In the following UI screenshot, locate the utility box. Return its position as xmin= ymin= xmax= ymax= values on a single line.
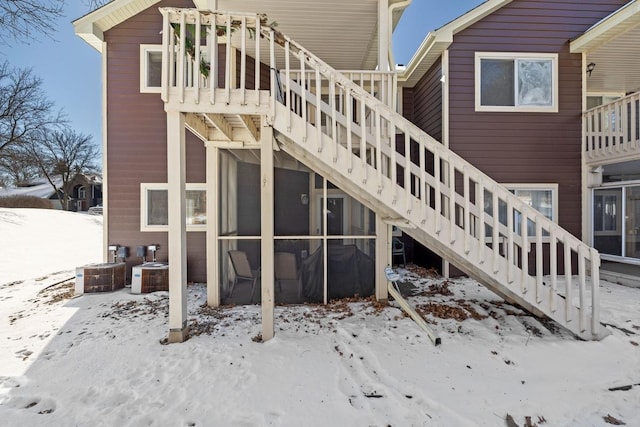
xmin=75 ymin=262 xmax=126 ymax=295
xmin=131 ymin=262 xmax=169 ymax=294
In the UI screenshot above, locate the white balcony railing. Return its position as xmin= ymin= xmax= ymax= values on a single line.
xmin=160 ymin=8 xmax=604 ymax=340
xmin=584 ymin=92 xmax=640 ymax=163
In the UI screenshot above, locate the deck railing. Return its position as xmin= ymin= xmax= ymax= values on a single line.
xmin=159 ymin=9 xmax=396 ymax=109
xmin=584 ymin=92 xmax=640 ymax=163
xmin=160 ymin=8 xmax=604 ymax=339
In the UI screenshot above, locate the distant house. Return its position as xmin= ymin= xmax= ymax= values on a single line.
xmin=0 ymin=174 xmax=103 ymax=211
xmin=74 ymin=0 xmax=638 ymax=343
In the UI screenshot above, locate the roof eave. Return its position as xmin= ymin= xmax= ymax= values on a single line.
xmin=571 ymin=0 xmax=640 ymax=53
xmin=399 ymin=0 xmax=512 ymax=86
xmin=73 ymin=0 xmax=161 ymax=52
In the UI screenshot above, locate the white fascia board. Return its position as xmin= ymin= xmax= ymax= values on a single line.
xmin=399 ymin=0 xmax=511 ymax=85
xmin=73 ymin=0 xmax=161 ymax=52
xmin=571 ymin=0 xmax=640 ymax=53
xmin=74 ymin=21 xmax=105 ymax=53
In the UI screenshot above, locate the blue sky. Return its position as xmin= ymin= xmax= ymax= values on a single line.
xmin=4 ymin=0 xmax=483 ymax=149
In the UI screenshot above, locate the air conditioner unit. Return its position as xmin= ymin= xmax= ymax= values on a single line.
xmin=131 ymin=262 xmax=169 ymax=294
xmin=75 ymin=263 xmax=126 ymax=295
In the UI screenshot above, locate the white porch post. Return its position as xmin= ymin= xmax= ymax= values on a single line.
xmin=378 ymin=0 xmax=390 ymax=72
xmin=206 ymin=142 xmax=220 ymax=306
xmin=260 ymin=120 xmax=275 ymax=341
xmin=167 ymin=111 xmax=189 ymax=343
xmin=375 ymin=216 xmax=390 ymax=301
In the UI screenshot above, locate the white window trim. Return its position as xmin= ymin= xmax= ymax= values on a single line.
xmin=140 ymin=44 xmax=162 ymax=93
xmin=140 ymin=183 xmax=206 ymax=232
xmin=505 ymin=183 xmax=558 ymax=220
xmin=475 ymin=52 xmax=559 ymax=113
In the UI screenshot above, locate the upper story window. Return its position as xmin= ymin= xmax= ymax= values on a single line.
xmin=140 ymin=44 xmax=162 ymax=93
xmin=475 ymin=52 xmax=558 ymax=113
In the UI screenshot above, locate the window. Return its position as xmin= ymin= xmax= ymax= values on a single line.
xmin=475 ymin=52 xmax=558 ymax=112
xmin=140 ymin=44 xmax=162 ymax=93
xmin=586 ymin=93 xmax=623 ymax=110
xmin=508 ymin=185 xmax=557 ymax=237
xmin=140 ymin=183 xmax=206 ymax=231
xmin=488 ymin=184 xmax=557 ymax=237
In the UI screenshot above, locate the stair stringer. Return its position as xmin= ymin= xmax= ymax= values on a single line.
xmin=272 ymin=102 xmax=600 ymax=341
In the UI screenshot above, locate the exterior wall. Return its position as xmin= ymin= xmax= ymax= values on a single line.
xmin=104 ymin=0 xmax=272 ymax=282
xmin=407 ymin=60 xmax=443 ymax=142
xmin=445 ymin=0 xmax=627 ymax=240
xmin=403 ymin=0 xmax=627 ymax=273
xmin=104 ymin=0 xmax=210 ymax=281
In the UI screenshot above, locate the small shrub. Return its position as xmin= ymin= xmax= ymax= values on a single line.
xmin=0 ymin=195 xmax=54 ymax=209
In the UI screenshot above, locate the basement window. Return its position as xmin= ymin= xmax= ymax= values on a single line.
xmin=475 ymin=52 xmax=558 ymax=113
xmin=508 ymin=184 xmax=557 ymax=237
xmin=140 ymin=44 xmax=163 ymax=93
xmin=140 ymin=183 xmax=206 ymax=231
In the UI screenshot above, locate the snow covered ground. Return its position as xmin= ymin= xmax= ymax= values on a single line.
xmin=0 ymin=208 xmax=638 ymax=426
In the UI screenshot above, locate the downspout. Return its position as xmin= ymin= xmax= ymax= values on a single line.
xmin=387 ymin=0 xmax=412 ymax=71
xmin=385 ymin=267 xmax=442 ymax=346
xmin=388 ymin=0 xmax=411 ymax=112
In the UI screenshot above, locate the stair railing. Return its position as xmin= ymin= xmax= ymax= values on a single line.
xmin=158 ymin=8 xmax=603 ymax=338
xmin=260 ymin=23 xmax=602 ymax=338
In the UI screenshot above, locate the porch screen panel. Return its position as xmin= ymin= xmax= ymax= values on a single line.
xmin=326 ymin=240 xmax=375 ymax=300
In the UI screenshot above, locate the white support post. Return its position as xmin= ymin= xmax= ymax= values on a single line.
xmin=167 ymin=111 xmax=188 ymax=343
xmin=206 ymin=142 xmax=220 ymax=307
xmin=378 ymin=0 xmax=390 ymax=72
xmin=260 ymin=120 xmax=275 ymax=341
xmin=375 ymin=217 xmax=390 ymax=301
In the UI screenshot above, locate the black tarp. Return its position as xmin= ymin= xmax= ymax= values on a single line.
xmin=300 ymin=244 xmax=375 ymax=302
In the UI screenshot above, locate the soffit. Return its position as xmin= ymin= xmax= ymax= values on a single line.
xmin=570 ymin=0 xmax=639 ymax=53
xmin=74 ymin=0 xmax=161 ymax=52
xmin=571 ymin=1 xmax=640 ymax=93
xmin=585 ymin=25 xmax=640 ymax=94
xmin=75 ymin=0 xmax=409 ymax=70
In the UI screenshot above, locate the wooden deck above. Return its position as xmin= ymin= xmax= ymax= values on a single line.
xmin=584 ymin=92 xmax=640 ymax=166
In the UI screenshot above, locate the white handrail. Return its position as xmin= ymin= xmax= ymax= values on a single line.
xmin=584 ymin=92 xmax=640 ymax=163
xmin=158 ymin=8 xmax=605 ymax=340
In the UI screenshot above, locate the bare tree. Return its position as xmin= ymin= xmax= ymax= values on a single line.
xmin=24 ymin=129 xmax=99 ymax=211
xmin=0 ymin=0 xmax=65 ymax=44
xmin=0 ymin=61 xmax=65 ymax=157
xmin=0 ymin=145 xmax=39 ymax=185
xmin=85 ymin=0 xmax=112 ymax=11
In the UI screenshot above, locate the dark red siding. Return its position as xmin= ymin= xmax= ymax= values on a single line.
xmin=105 ymin=0 xmax=209 ymax=281
xmin=407 ymin=0 xmax=627 ymax=241
xmin=410 ymin=60 xmax=443 ymax=142
xmin=446 ymin=0 xmax=627 ymax=238
xmin=404 ymin=0 xmax=628 ymax=273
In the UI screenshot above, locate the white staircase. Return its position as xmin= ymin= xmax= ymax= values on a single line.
xmin=160 ymin=8 xmax=606 ymax=340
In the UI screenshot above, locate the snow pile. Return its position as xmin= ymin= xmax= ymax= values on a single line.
xmin=0 ymin=208 xmax=103 ymax=284
xmin=0 ymin=209 xmax=638 ymax=426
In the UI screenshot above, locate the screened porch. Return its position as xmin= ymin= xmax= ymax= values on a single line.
xmin=214 ymin=149 xmax=378 ymax=306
